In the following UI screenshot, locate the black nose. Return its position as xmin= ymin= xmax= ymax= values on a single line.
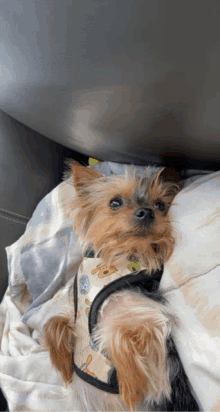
xmin=134 ymin=208 xmax=155 ymax=225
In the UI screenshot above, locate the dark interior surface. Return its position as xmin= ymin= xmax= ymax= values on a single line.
xmin=0 ymin=110 xmax=88 ymax=303
xmin=0 ymin=0 xmax=220 ymax=169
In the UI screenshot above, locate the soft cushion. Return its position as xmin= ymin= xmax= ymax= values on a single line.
xmin=161 ymin=170 xmax=220 ymax=411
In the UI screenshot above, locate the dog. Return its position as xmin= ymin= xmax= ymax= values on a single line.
xmin=43 ymin=162 xmax=199 ymax=411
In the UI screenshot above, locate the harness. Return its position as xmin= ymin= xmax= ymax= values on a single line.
xmin=73 ymin=250 xmax=163 ymax=394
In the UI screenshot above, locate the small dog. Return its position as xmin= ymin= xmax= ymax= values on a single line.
xmin=43 ymin=162 xmax=199 ymax=411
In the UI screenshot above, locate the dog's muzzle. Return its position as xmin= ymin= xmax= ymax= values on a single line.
xmin=133 ymin=207 xmax=155 ymax=227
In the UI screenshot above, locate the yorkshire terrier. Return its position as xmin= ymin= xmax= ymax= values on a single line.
xmin=43 ymin=162 xmax=199 ymax=411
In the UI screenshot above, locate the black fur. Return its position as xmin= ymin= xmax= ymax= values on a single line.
xmin=151 ymin=337 xmax=199 ymax=411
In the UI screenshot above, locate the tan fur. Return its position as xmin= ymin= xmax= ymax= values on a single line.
xmin=70 ymin=162 xmax=180 ymax=270
xmin=93 ymin=290 xmax=172 ymax=410
xmin=44 ymin=314 xmax=76 ymax=383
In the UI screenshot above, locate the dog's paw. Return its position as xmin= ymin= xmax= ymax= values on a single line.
xmin=44 ymin=315 xmax=76 ymax=383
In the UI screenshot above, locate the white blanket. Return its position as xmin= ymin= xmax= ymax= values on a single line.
xmin=0 ymin=161 xmax=219 ymax=411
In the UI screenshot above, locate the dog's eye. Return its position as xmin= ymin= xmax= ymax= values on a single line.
xmin=109 ymin=197 xmax=123 ymax=209
xmin=154 ymin=201 xmax=165 ymax=211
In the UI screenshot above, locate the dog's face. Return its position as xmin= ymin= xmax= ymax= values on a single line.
xmin=70 ymin=162 xmax=180 ymax=271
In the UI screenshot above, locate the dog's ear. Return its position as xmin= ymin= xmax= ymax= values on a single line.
xmin=44 ymin=315 xmax=76 ymax=383
xmin=155 ymin=167 xmax=182 ymax=199
xmin=159 ymin=167 xmax=181 ymax=184
xmin=91 ymin=267 xmax=99 ymax=275
xmin=68 ymin=161 xmax=103 ymax=191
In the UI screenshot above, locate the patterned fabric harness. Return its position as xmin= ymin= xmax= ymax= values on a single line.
xmin=73 ymin=250 xmax=163 ymax=394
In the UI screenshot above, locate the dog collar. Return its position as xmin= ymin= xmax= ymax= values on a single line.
xmin=73 ymin=251 xmax=163 ymax=394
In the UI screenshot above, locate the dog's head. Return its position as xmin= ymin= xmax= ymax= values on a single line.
xmin=69 ymin=162 xmax=180 ymax=271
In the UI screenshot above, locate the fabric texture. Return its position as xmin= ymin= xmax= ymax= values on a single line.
xmin=0 ymin=160 xmax=219 ymax=411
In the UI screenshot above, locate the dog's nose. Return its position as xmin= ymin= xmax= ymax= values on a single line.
xmin=134 ymin=208 xmax=155 ymax=225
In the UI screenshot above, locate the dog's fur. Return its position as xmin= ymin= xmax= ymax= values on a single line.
xmin=70 ymin=163 xmax=180 ymax=272
xmin=43 ymin=162 xmax=199 ymax=411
